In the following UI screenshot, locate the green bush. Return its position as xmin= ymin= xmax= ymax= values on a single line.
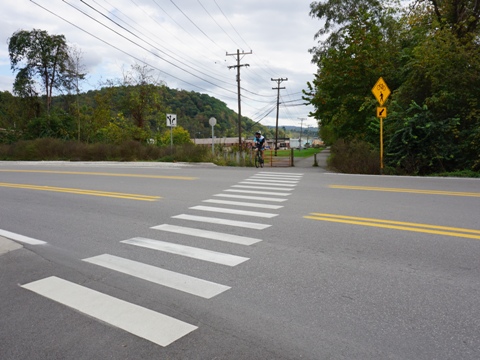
xmin=328 ymin=139 xmax=380 ymax=174
xmin=431 ymin=170 xmax=480 ymax=178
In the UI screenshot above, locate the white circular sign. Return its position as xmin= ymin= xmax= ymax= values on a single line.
xmin=209 ymin=117 xmax=217 ymax=126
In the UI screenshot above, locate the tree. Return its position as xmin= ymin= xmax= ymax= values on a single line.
xmin=8 ymin=29 xmax=84 ymax=114
xmin=305 ymin=1 xmax=403 ymax=144
xmin=308 ymin=0 xmax=400 ymax=62
xmin=387 ymin=4 xmax=480 ymax=172
xmin=115 ymin=63 xmax=165 ymax=130
xmin=159 ymin=126 xmax=192 ymax=146
xmin=68 ymin=45 xmax=87 ymax=141
xmin=412 ymin=0 xmax=480 ymax=40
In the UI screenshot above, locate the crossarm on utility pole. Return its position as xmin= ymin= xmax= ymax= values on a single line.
xmin=226 ymin=49 xmax=252 ymax=149
xmin=271 ymin=78 xmax=288 ymax=156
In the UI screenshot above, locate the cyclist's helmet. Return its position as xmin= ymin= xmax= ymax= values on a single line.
xmin=255 ymin=131 xmax=261 ymax=136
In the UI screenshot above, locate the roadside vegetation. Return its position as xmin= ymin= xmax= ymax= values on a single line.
xmin=3 ymin=1 xmax=479 ymax=177
xmin=305 ymin=0 xmax=480 ymax=177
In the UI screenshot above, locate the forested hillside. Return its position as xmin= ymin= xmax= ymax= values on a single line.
xmin=0 ymin=85 xmax=269 ymax=145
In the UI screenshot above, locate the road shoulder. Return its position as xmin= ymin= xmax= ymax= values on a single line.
xmin=0 ymin=236 xmax=22 ymax=255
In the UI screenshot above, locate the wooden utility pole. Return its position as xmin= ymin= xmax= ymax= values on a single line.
xmin=227 ymin=50 xmax=252 ymax=149
xmin=298 ymin=117 xmax=306 ymax=150
xmin=272 ymin=77 xmax=288 ymax=156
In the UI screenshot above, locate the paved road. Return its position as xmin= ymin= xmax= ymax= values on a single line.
xmin=1 ymin=160 xmax=479 ymax=359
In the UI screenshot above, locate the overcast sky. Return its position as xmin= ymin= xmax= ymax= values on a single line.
xmin=0 ymin=0 xmax=322 ymax=128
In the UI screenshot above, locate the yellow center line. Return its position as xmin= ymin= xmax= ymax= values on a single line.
xmin=305 ymin=216 xmax=480 ymax=240
xmin=0 ymin=169 xmax=197 ymax=181
xmin=329 ymin=185 xmax=480 ymax=198
xmin=304 ymin=213 xmax=480 ymax=240
xmin=0 ymin=182 xmax=160 ymax=201
xmin=309 ymin=213 xmax=480 ymax=235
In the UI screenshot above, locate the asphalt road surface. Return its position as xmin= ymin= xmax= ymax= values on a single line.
xmin=1 ymin=160 xmax=479 ymax=360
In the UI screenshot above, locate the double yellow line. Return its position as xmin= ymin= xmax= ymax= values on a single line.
xmin=329 ymin=185 xmax=480 ymax=198
xmin=0 ymin=169 xmax=197 ymax=181
xmin=304 ymin=213 xmax=480 ymax=240
xmin=0 ymin=182 xmax=160 ymax=201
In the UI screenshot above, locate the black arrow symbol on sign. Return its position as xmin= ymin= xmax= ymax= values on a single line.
xmin=379 ymin=109 xmax=385 ymax=116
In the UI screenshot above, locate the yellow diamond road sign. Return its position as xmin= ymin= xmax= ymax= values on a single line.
xmin=372 ymin=77 xmax=390 ymax=106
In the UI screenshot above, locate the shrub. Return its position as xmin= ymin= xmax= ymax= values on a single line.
xmin=329 ymin=139 xmax=380 ymax=174
xmin=0 ymin=139 xmax=210 ymax=162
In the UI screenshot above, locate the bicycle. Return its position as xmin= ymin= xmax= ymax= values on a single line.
xmin=254 ymin=148 xmax=264 ymax=168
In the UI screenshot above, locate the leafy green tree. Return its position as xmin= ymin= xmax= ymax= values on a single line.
xmin=305 ymin=1 xmax=403 ymax=144
xmin=306 ymin=0 xmax=480 ymax=174
xmin=413 ymin=0 xmax=480 ymax=40
xmin=97 ymin=113 xmax=149 ymax=145
xmin=389 ymin=3 xmax=480 ymax=172
xmin=8 ymin=29 xmax=84 ymax=113
xmin=25 ymin=107 xmax=76 ymax=140
xmin=386 ymin=102 xmax=460 ymax=174
xmin=158 ymin=126 xmax=192 ymax=146
xmin=114 ymin=63 xmax=165 ymax=130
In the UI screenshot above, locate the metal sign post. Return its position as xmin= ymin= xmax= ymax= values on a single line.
xmin=166 ymin=113 xmax=177 ymax=150
xmin=371 ymin=78 xmax=390 ymax=174
xmin=209 ymin=117 xmax=217 ymax=156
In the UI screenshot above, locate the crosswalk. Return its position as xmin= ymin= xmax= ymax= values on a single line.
xmin=21 ymin=171 xmax=303 ymax=347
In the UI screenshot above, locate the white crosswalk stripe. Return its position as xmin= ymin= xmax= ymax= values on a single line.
xmin=0 ymin=229 xmax=47 ymax=245
xmin=172 ymin=214 xmax=271 ymax=230
xmin=151 ymin=224 xmax=262 ymax=245
xmin=19 ymin=171 xmax=305 ymax=349
xmin=252 ymin=173 xmax=302 ymax=176
xmin=21 ymin=276 xmax=197 ymax=347
xmin=189 ymin=205 xmax=278 ymax=218
xmin=247 ymin=178 xmax=299 ymax=184
xmin=121 ymin=237 xmax=250 ymax=266
xmin=224 ymin=189 xmax=291 ymax=196
xmin=232 ymin=184 xmax=294 ymax=191
xmin=83 ymin=254 xmax=230 ymax=298
xmin=213 ymin=193 xmax=288 ymax=202
xmin=239 ymin=181 xmax=297 ymax=187
xmin=202 ymin=199 xmax=284 ymax=210
xmin=252 ymin=173 xmax=303 ymax=178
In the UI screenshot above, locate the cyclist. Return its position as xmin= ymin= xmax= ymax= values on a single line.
xmin=253 ymin=131 xmax=266 ymax=162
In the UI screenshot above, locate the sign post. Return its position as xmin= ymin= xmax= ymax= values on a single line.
xmin=209 ymin=117 xmax=217 ymax=156
xmin=166 ymin=113 xmax=177 ymax=150
xmin=371 ymin=78 xmax=390 ymax=174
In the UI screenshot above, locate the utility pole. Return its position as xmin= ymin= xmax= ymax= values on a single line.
xmin=227 ymin=49 xmax=252 ymax=150
xmin=298 ymin=117 xmax=306 ymax=150
xmin=272 ymin=77 xmax=288 ymax=156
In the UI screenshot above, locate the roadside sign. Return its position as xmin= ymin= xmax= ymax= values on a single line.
xmin=372 ymin=78 xmax=390 ymax=175
xmin=377 ymin=107 xmax=387 ymax=118
xmin=372 ymin=77 xmax=390 ymax=106
xmin=166 ymin=113 xmax=177 ymax=127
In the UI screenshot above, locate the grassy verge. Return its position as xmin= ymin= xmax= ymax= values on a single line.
xmin=267 ymin=147 xmax=323 ymax=158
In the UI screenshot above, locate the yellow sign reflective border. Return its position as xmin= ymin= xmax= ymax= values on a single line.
xmin=372 ymin=77 xmax=391 ymax=106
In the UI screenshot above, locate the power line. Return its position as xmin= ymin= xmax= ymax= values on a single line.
xmin=65 ymin=1 xmax=236 ymax=93
xmin=31 ymin=0 xmax=238 ymax=101
xmin=100 ymin=0 xmax=230 ymax=80
xmin=197 ymin=0 xmax=243 ymax=49
xmin=30 ymin=0 xmax=312 ymax=128
xmin=169 ymin=0 xmax=225 ymax=52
